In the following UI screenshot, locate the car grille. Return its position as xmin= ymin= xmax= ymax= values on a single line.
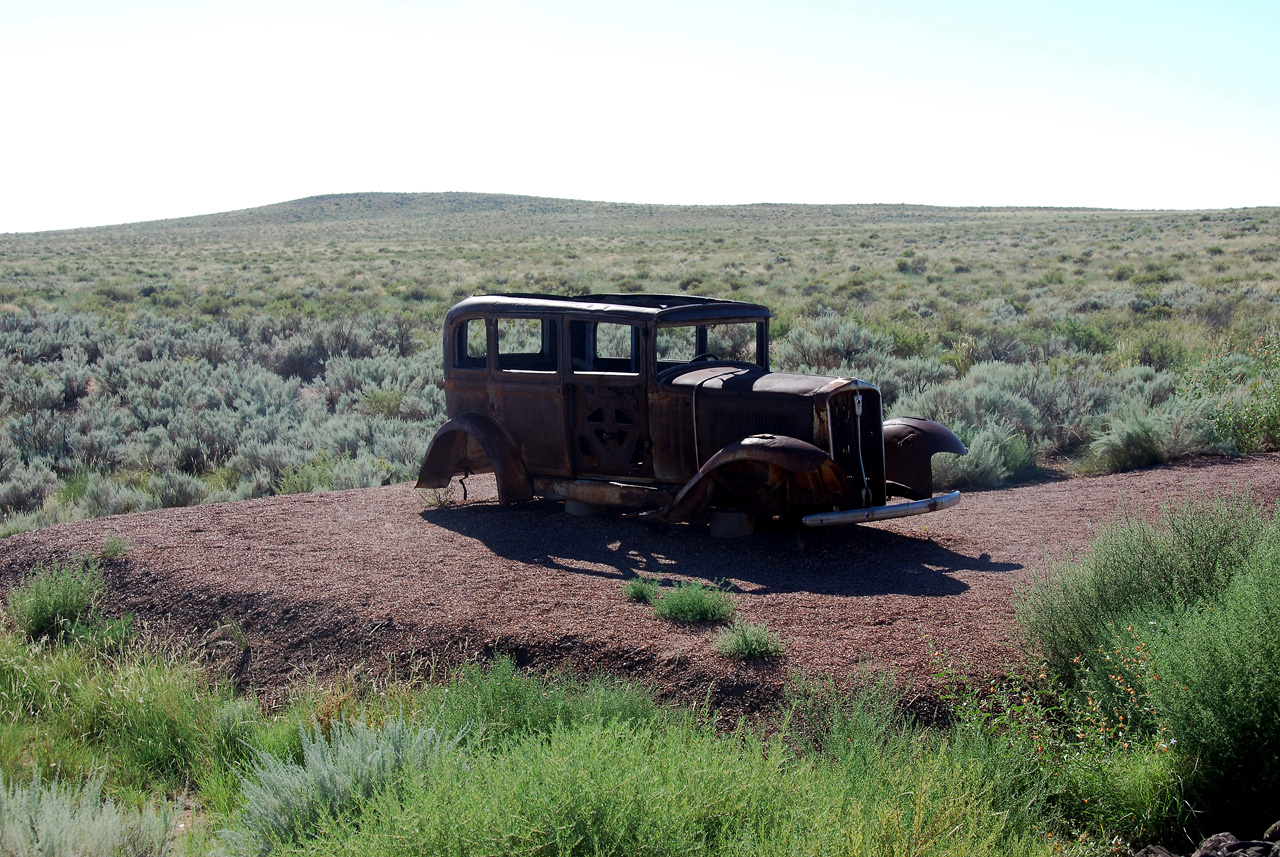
xmin=710 ymin=409 xmax=814 ymax=452
xmin=828 ymin=388 xmax=886 ymax=507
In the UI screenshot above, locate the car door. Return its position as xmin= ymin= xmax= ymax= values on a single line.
xmin=490 ymin=315 xmax=571 ymax=477
xmin=564 ymin=318 xmax=653 ymax=480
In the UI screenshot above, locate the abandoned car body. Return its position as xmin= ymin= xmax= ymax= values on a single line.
xmin=416 ymin=294 xmax=966 ymax=531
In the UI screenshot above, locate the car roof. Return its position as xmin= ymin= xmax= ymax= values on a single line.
xmin=444 ymin=293 xmax=772 ymax=326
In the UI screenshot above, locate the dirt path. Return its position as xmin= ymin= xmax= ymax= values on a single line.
xmin=2 ymin=454 xmax=1277 ymax=715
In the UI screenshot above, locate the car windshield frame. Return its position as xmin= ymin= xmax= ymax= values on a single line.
xmin=654 ymin=318 xmax=768 ymax=372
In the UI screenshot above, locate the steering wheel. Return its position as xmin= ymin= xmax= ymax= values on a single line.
xmin=656 ymin=351 xmax=726 ymax=384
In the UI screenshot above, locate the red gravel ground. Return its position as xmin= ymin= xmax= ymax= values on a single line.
xmin=1 ymin=454 xmax=1277 ymax=717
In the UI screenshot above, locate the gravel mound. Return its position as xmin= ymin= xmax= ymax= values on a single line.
xmin=2 ymin=454 xmax=1277 ymax=716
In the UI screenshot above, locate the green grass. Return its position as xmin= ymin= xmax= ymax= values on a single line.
xmin=715 ymin=619 xmax=785 ymax=657
xmin=7 ymin=558 xmax=105 ymax=641
xmin=0 ymin=619 xmax=1073 ymax=856
xmin=0 ymin=561 xmax=1069 ymax=854
xmin=1017 ymin=491 xmax=1267 ymax=688
xmin=0 ymin=627 xmax=233 ymax=799
xmin=621 ymin=574 xmax=659 ymax=603
xmin=273 ymin=452 xmax=340 ymax=496
xmin=651 ymin=580 xmax=735 ymax=622
xmin=99 ymin=535 xmax=130 ymax=562
xmin=227 ymin=680 xmax=1062 ymax=857
xmin=0 ymin=592 xmax=1235 ymax=856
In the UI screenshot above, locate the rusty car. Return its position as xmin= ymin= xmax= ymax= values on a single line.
xmin=416 ymin=294 xmax=966 ymax=534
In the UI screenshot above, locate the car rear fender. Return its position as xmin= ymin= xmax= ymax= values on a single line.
xmin=415 ymin=412 xmax=534 ymax=504
xmin=882 ymin=417 xmax=967 ymax=500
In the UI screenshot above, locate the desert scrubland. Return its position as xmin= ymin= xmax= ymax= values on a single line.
xmin=1 ymin=195 xmax=1278 ymax=855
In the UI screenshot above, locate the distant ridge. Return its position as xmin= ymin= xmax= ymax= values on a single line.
xmin=158 ymin=192 xmax=1009 ymax=230
xmin=22 ymin=192 xmax=1200 ymax=240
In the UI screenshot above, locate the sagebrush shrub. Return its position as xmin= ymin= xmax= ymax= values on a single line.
xmin=224 ymin=717 xmax=466 ymax=854
xmin=0 ymin=772 xmax=176 ymax=857
xmin=78 ymin=475 xmax=153 ymax=518
xmin=894 ymin=362 xmax=1041 ymax=438
xmin=233 ymin=441 xmax=306 ymax=484
xmin=1088 ymin=410 xmax=1168 ymax=472
xmin=150 ymin=469 xmax=208 ymax=508
xmin=931 ymin=423 xmax=1031 ymax=490
xmin=1153 ymin=396 xmax=1231 ymax=460
xmin=773 ymin=312 xmax=894 ymax=372
xmin=0 ymin=432 xmax=19 ymax=478
xmin=0 ymin=460 xmax=57 ymax=515
xmin=0 ymin=310 xmax=446 ymax=526
xmin=328 ymin=454 xmax=393 ymax=490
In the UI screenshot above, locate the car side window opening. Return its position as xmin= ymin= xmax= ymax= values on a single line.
xmin=655 ymin=322 xmax=762 ymax=370
xmin=453 ymin=318 xmax=487 ymax=370
xmin=496 ymin=317 xmax=558 ymax=373
xmin=570 ymin=321 xmax=639 ymax=374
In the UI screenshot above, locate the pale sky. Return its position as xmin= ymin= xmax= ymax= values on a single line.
xmin=2 ymin=0 xmax=1278 ymax=233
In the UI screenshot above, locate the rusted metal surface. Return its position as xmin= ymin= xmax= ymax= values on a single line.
xmin=417 ymin=293 xmax=967 ymax=530
xmin=568 ymin=377 xmax=653 ymax=479
xmin=534 ymin=478 xmax=672 ymax=510
xmin=637 ymin=435 xmax=854 ymax=523
xmin=415 ymin=413 xmax=533 ymax=505
xmin=882 ymin=417 xmax=968 ymax=500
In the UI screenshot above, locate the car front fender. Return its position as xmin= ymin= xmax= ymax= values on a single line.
xmin=882 ymin=417 xmax=967 ymax=500
xmin=639 ymin=434 xmax=852 ymax=523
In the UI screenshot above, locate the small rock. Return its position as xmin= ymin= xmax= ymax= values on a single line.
xmin=1223 ymin=843 xmax=1272 ymax=857
xmin=1194 ymin=833 xmax=1240 ymax=857
xmin=1134 ymin=845 xmax=1180 ymax=857
xmin=1263 ymin=822 xmax=1280 ymax=844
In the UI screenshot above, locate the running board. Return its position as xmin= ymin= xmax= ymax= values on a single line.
xmin=801 ymin=490 xmax=962 ymax=527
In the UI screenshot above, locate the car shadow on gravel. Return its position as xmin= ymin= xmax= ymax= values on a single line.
xmin=423 ymin=501 xmax=1021 ymax=598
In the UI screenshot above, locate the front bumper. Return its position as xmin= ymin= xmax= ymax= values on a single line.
xmin=801 ymin=490 xmax=962 ymax=527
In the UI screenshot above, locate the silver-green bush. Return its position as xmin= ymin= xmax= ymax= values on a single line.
xmin=223 ymin=717 xmax=466 ymax=855
xmin=79 ymin=475 xmax=154 ymax=518
xmin=0 ymin=461 xmax=57 ymax=515
xmin=150 ymin=470 xmax=209 ymax=508
xmin=0 ymin=773 xmax=176 ymax=857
